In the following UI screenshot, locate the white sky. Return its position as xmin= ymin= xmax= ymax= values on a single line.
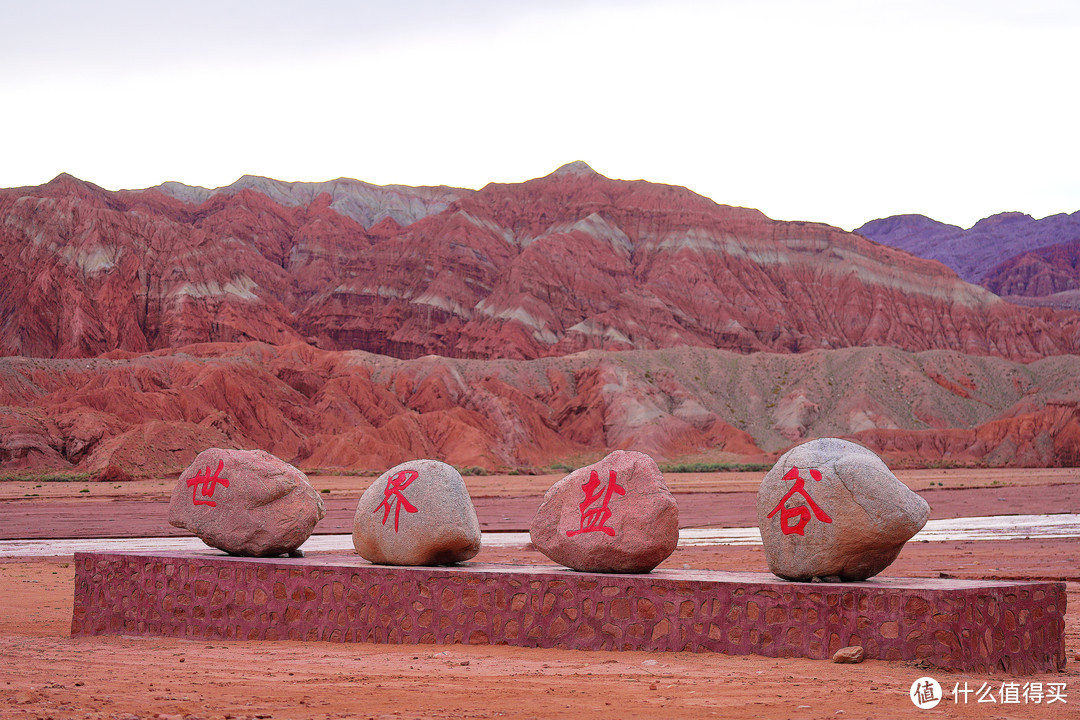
xmin=1 ymin=0 xmax=1077 ymax=230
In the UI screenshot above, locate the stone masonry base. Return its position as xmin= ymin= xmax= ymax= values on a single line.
xmin=71 ymin=551 xmax=1066 ymax=674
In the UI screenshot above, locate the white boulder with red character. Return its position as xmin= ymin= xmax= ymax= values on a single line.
xmin=757 ymin=438 xmax=929 ymax=581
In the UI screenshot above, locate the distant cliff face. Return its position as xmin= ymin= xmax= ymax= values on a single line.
xmin=981 ymin=238 xmax=1080 ymax=298
xmin=2 ymin=164 xmax=1078 ymax=361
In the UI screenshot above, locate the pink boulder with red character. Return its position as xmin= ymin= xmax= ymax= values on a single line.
xmin=530 ymin=450 xmax=679 ymax=573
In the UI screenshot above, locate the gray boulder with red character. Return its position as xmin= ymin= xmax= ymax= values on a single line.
xmin=756 ymin=438 xmax=930 ymax=581
xmin=352 ymin=459 xmax=481 ymax=566
xmin=168 ymin=448 xmax=325 ymax=557
xmin=530 ymin=450 xmax=679 ymax=573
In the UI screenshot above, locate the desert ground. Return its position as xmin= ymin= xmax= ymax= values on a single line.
xmin=1 ymin=468 xmax=1078 ymax=719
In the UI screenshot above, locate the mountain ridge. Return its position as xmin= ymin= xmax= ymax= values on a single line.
xmin=8 ymin=165 xmax=1079 ymax=361
xmin=3 ymin=165 xmax=1079 ymax=472
xmin=2 ymin=342 xmax=1077 ymax=476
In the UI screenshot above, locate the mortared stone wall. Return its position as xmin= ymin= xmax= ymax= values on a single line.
xmin=71 ymin=552 xmax=1065 ymax=674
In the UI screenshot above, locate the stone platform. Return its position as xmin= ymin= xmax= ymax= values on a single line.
xmin=71 ymin=551 xmax=1066 ymax=674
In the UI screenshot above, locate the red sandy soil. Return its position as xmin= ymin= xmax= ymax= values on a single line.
xmin=1 ymin=469 xmax=1078 ymax=719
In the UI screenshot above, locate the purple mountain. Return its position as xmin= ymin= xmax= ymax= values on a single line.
xmin=856 ymin=211 xmax=1080 ymax=299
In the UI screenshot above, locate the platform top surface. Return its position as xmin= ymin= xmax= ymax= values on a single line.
xmin=73 ymin=550 xmax=1062 ymax=591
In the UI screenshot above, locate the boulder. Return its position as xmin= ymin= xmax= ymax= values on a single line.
xmin=168 ymin=448 xmax=325 ymax=556
xmin=832 ymin=646 xmax=865 ymax=664
xmin=530 ymin=450 xmax=678 ymax=573
xmin=352 ymin=459 xmax=481 ymax=565
xmin=756 ymin=438 xmax=930 ymax=581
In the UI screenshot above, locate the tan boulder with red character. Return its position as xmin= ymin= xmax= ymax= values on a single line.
xmin=168 ymin=448 xmax=325 ymax=557
xmin=352 ymin=459 xmax=481 ymax=566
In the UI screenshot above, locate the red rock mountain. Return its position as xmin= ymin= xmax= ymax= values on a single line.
xmin=3 ymin=164 xmax=1079 ymax=362
xmin=981 ymin=238 xmax=1080 ymax=300
xmin=3 ymin=164 xmax=1080 ymax=474
xmin=2 ymin=342 xmax=1078 ymax=477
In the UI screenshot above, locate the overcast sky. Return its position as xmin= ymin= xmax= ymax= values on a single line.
xmin=2 ymin=0 xmax=1077 ymax=230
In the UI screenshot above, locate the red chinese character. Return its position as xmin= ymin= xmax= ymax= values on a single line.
xmin=767 ymin=466 xmax=832 ymax=535
xmin=567 ymin=469 xmax=626 ymax=537
xmin=374 ymin=469 xmax=419 ymax=532
xmin=187 ymin=459 xmax=229 ymax=507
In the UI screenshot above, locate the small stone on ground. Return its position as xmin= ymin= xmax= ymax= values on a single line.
xmin=832 ymin=646 xmax=865 ymax=664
